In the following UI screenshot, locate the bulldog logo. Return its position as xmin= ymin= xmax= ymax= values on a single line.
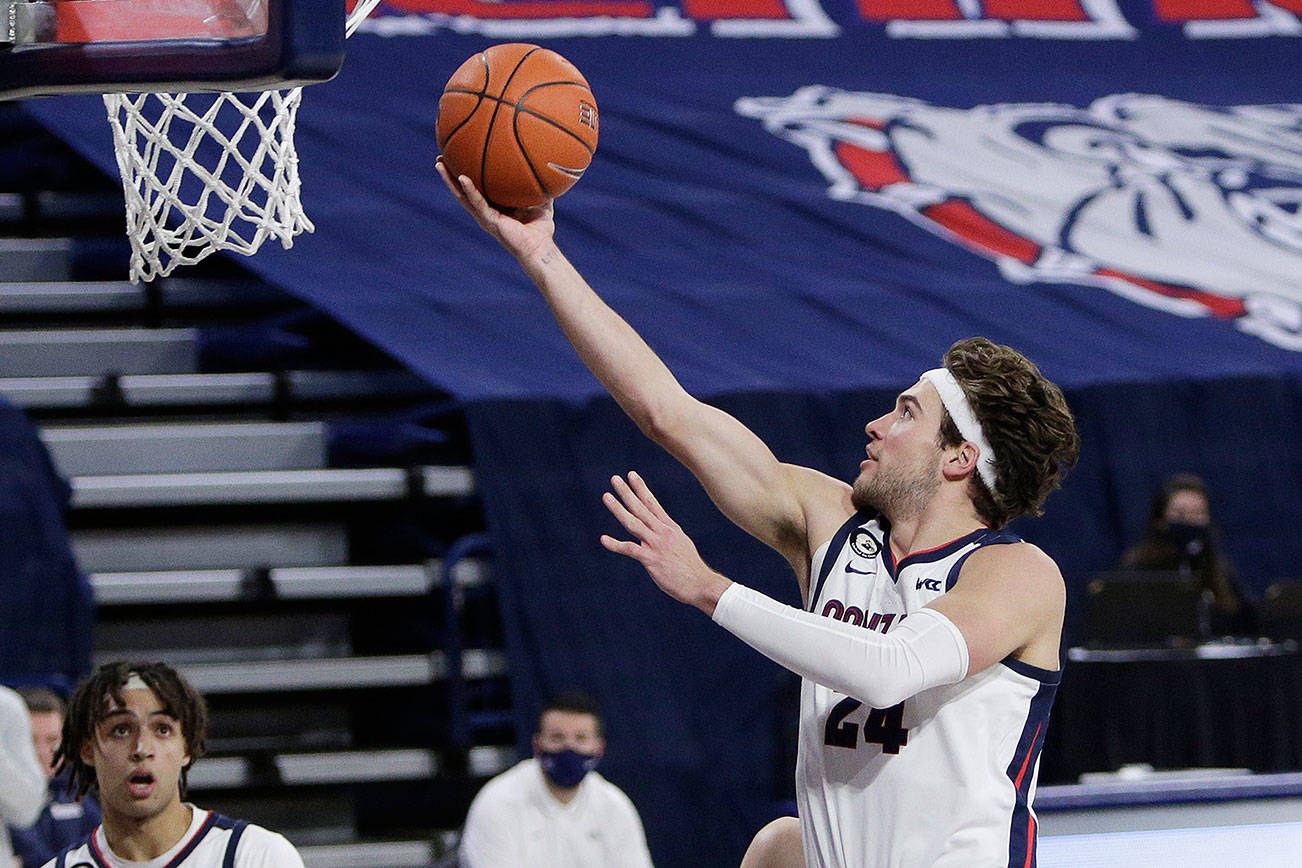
xmin=736 ymin=88 xmax=1302 ymax=350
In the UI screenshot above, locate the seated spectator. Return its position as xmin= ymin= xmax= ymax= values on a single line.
xmin=1121 ymin=473 xmax=1256 ymax=638
xmin=8 ymin=688 xmax=100 ymax=868
xmin=460 ymin=691 xmax=653 ymax=868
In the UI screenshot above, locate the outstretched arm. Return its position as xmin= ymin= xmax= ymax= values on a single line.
xmin=438 ymin=162 xmax=851 ymax=576
xmin=602 ymin=473 xmax=971 ymax=708
xmin=603 ymin=473 xmax=1065 ymax=699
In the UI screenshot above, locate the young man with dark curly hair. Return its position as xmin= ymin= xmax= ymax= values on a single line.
xmin=439 ymin=164 xmax=1081 ymax=868
xmin=44 ymin=662 xmax=303 ymax=868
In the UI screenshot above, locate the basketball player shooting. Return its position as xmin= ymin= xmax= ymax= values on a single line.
xmin=438 ymin=160 xmax=1080 ymax=868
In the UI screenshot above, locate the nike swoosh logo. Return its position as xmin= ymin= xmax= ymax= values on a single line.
xmin=548 ymin=162 xmax=586 ymax=179
xmin=845 ymin=564 xmax=876 ymax=575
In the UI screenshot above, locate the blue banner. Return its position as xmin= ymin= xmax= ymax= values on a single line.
xmin=26 ymin=0 xmax=1302 ymax=400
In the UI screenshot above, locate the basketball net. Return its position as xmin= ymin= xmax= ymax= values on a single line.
xmin=104 ymin=0 xmax=381 ymax=283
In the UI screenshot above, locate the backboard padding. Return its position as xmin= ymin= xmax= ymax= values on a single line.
xmin=1 ymin=0 xmax=346 ymax=100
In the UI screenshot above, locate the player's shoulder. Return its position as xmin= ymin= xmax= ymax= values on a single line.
xmin=232 ymin=821 xmax=304 ymax=866
xmin=40 ymin=839 xmax=92 ymax=868
xmin=970 ymin=536 xmax=1056 ymax=567
xmin=963 ymin=538 xmax=1063 ymax=591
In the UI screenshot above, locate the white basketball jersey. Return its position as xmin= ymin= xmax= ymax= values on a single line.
xmin=47 ymin=806 xmax=303 ymax=868
xmin=797 ymin=512 xmax=1059 ymax=868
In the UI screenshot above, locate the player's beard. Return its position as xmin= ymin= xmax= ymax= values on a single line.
xmin=851 ymin=450 xmax=942 ymax=521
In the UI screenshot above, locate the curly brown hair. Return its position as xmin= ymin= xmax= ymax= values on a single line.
xmin=56 ymin=661 xmax=209 ymax=799
xmin=937 ymin=337 xmax=1080 ymax=529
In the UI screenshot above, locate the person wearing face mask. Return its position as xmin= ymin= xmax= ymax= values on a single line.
xmin=458 ymin=691 xmax=653 ymax=868
xmin=1120 ymin=473 xmax=1256 ymax=639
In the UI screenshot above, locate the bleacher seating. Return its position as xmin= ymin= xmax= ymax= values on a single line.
xmin=0 ymin=103 xmax=512 ymax=867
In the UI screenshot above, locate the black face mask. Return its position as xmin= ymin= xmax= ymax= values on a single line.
xmin=1165 ymin=521 xmax=1209 ymax=555
xmin=538 ymin=749 xmax=600 ymax=789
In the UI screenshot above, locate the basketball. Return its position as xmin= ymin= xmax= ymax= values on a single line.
xmin=437 ymin=44 xmax=599 ymax=209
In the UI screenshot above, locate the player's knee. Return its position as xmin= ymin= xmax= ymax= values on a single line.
xmin=739 ymin=816 xmax=803 ymax=868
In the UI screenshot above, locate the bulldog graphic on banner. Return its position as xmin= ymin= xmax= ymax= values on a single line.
xmin=737 ymin=88 xmax=1302 ymax=350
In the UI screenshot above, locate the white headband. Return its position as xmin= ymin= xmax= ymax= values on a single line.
xmin=122 ymin=672 xmax=150 ymax=691
xmin=919 ymin=368 xmax=999 ymax=492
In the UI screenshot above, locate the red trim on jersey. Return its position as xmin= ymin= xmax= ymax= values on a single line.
xmin=895 ymin=527 xmax=988 ymax=565
xmin=90 ymin=809 xmax=216 ymax=867
xmin=89 ymin=830 xmax=111 ymax=868
xmin=1023 ymin=814 xmax=1038 ymax=868
xmin=1013 ymin=722 xmax=1042 ymax=790
xmin=166 ymin=810 xmax=218 ymax=867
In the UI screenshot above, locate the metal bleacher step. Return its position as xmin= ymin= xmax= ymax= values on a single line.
xmin=0 ymin=237 xmax=75 ymax=281
xmin=0 ymin=278 xmax=289 ymax=318
xmin=67 ymin=465 xmax=475 ymax=509
xmin=170 ymin=650 xmax=508 ymax=694
xmin=42 ymin=421 xmax=329 ymax=476
xmin=0 ymin=327 xmax=200 ymax=376
xmin=296 ymin=840 xmax=447 ymax=868
xmin=0 ymin=369 xmax=440 ymax=412
xmin=89 ymin=560 xmax=490 ymax=606
xmin=8 ymin=190 xmax=125 ymax=225
xmin=72 ymin=523 xmax=350 ymax=573
xmin=191 ymin=748 xmax=436 ymax=789
xmin=187 ymin=745 xmax=514 ymax=791
xmin=89 ymin=649 xmax=506 ymax=693
xmin=0 ymin=194 xmax=22 ymax=224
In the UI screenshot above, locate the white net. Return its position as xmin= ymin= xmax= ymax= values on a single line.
xmin=105 ymin=87 xmax=310 ymax=283
xmin=103 ymin=0 xmax=381 ymax=283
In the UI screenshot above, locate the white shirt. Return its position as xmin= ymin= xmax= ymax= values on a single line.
xmin=459 ymin=758 xmax=654 ymax=868
xmin=42 ymin=805 xmax=304 ymax=868
xmin=0 ymin=684 xmax=47 ymax=861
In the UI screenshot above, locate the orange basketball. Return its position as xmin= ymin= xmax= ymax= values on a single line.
xmin=437 ymin=44 xmax=599 ymax=209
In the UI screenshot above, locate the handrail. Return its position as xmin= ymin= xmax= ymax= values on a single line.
xmin=440 ymin=533 xmax=495 ymax=771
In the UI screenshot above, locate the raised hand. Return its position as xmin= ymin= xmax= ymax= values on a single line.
xmin=600 ymin=472 xmax=732 ymax=615
xmin=436 ymin=156 xmax=556 ymax=263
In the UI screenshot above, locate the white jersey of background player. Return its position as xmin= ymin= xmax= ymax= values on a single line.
xmin=48 ymin=807 xmax=300 ymax=868
xmin=43 ymin=662 xmax=304 ymax=868
xmin=439 ymin=162 xmax=1080 ymax=867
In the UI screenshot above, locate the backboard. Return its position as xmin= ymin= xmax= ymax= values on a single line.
xmin=0 ymin=0 xmax=347 ymax=100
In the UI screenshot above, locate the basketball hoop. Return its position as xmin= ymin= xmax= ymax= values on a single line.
xmin=103 ymin=0 xmax=381 ymax=283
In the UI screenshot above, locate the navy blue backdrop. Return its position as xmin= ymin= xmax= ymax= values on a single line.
xmin=20 ymin=2 xmax=1302 ymax=864
xmin=0 ymin=398 xmax=94 ymax=692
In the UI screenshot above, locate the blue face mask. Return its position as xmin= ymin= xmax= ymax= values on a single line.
xmin=539 ymin=749 xmax=600 ymax=789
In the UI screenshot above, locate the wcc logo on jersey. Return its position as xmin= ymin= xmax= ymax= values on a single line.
xmin=736 ymin=89 xmax=1302 ymax=351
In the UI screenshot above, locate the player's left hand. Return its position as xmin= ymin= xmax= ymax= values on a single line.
xmin=436 ymin=156 xmax=555 ymax=263
xmin=600 ymin=472 xmax=732 ymax=616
